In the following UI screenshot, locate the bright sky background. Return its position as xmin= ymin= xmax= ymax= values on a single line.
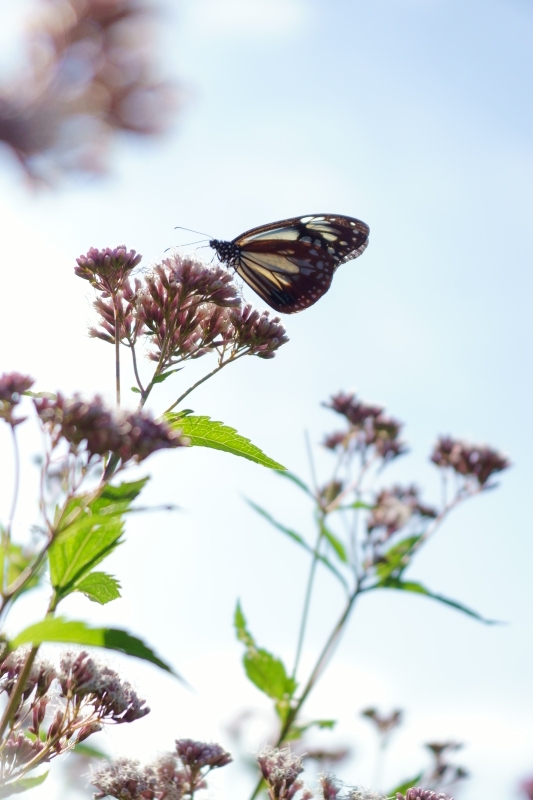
xmin=0 ymin=0 xmax=532 ymax=798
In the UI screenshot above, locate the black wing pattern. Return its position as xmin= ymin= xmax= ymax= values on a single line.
xmin=209 ymin=213 xmax=369 ymax=314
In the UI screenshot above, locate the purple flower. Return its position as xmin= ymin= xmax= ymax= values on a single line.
xmin=323 ymin=393 xmax=407 ymax=462
xmin=396 ymin=790 xmax=453 ymax=800
xmin=367 ymin=486 xmax=436 ymax=538
xmin=230 ymin=304 xmax=289 ymax=358
xmin=34 ymin=393 xmax=185 ymax=464
xmin=431 ymin=436 xmax=510 ymax=487
xmin=175 ymin=738 xmax=232 ymax=769
xmin=0 ymin=372 xmax=34 ymax=426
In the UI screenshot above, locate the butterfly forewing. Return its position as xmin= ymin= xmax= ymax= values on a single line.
xmin=210 ymin=214 xmax=369 ymax=314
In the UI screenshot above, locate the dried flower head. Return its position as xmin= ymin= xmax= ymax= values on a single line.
xmin=0 ymin=648 xmax=56 ymax=701
xmin=175 ymin=738 xmax=232 ymax=770
xmin=323 ymin=393 xmax=407 ymax=461
xmin=431 ymin=436 xmax=509 ymax=487
xmin=75 ymin=247 xmax=142 ymax=295
xmin=34 ymin=393 xmax=185 ymax=463
xmin=396 ymin=790 xmax=453 ymax=800
xmin=59 ymin=651 xmax=150 ymax=724
xmin=140 ymin=256 xmax=240 ymax=367
xmin=361 ymin=707 xmax=403 ymax=735
xmin=89 ymin=277 xmax=145 ymax=345
xmin=257 ymin=747 xmax=311 ymax=800
xmin=0 ymin=372 xmax=34 ymax=426
xmin=0 ymin=0 xmax=178 ymax=182
xmin=229 ymin=304 xmax=289 ymax=359
xmin=3 ymin=731 xmax=46 ymax=774
xmin=367 ymin=487 xmax=436 ymax=539
xmin=92 ymin=757 xmax=155 ymax=800
xmin=318 ymin=773 xmax=341 ymax=800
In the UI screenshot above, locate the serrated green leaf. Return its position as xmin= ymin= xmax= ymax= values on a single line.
xmin=246 ymin=501 xmax=348 ymax=589
xmin=0 ymin=771 xmax=48 ymax=797
xmin=274 ymin=469 xmax=314 ymax=497
xmin=234 ymin=602 xmax=296 ymax=701
xmin=388 ymin=773 xmax=424 ymax=797
xmin=49 ymin=479 xmax=148 ymax=603
xmin=377 ymin=579 xmax=500 ymax=624
xmin=75 ymin=572 xmax=121 ymax=604
xmin=166 ymin=414 xmax=285 ymax=470
xmin=319 ymin=521 xmax=348 ymax=563
xmin=375 ymin=535 xmax=421 ymax=581
xmin=12 ymin=618 xmax=179 ymax=675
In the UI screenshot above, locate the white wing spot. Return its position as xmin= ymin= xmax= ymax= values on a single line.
xmin=314 ymin=239 xmax=322 ymax=247
xmin=327 ymin=247 xmax=335 ymax=255
xmin=300 ymin=216 xmax=314 ymax=224
xmin=310 ymin=248 xmax=318 ymax=255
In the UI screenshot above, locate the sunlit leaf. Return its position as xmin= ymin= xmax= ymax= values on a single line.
xmin=388 ymin=773 xmax=424 ymax=797
xmin=49 ymin=479 xmax=148 ymax=603
xmin=234 ymin=602 xmax=297 ymax=701
xmin=166 ymin=414 xmax=285 ymax=470
xmin=376 ymin=579 xmax=500 ymax=624
xmin=319 ymin=521 xmax=348 ymax=564
xmin=0 ymin=771 xmax=48 ymax=797
xmin=75 ymin=572 xmax=121 ymax=604
xmin=273 ymin=469 xmax=314 ymax=497
xmin=12 ymin=618 xmax=179 ymax=675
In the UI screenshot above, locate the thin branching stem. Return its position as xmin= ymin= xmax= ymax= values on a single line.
xmin=114 ymin=302 xmax=121 ymax=407
xmin=2 ymin=427 xmax=20 ymax=596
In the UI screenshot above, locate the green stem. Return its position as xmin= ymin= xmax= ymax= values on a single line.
xmin=248 ymin=586 xmax=361 ymax=800
xmin=2 ymin=427 xmax=20 ymax=596
xmin=163 ymin=359 xmax=237 ymax=415
xmin=114 ymin=311 xmax=121 ymax=407
xmin=291 ymin=513 xmax=325 ymax=680
xmin=0 ymin=646 xmax=39 ymax=740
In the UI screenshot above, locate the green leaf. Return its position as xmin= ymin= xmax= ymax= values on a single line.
xmin=72 ymin=742 xmax=109 ymax=759
xmin=0 ymin=771 xmax=48 ymax=797
xmin=75 ymin=572 xmax=121 ymax=604
xmin=388 ymin=773 xmax=424 ymax=797
xmin=375 ymin=535 xmax=421 ymax=581
xmin=274 ymin=469 xmax=314 ymax=497
xmin=338 ymin=500 xmax=374 ymax=511
xmin=319 ymin=521 xmax=348 ymax=564
xmin=246 ymin=501 xmax=348 ymax=589
xmin=0 ymin=541 xmax=43 ymax=596
xmin=12 ymin=618 xmax=179 ymax=675
xmin=153 ymin=369 xmax=181 ymax=384
xmin=376 ymin=579 xmax=500 ymax=624
xmin=166 ymin=414 xmax=285 ymax=470
xmin=234 ymin=602 xmax=296 ymax=701
xmin=130 ymin=386 xmax=141 ymax=394
xmin=285 ymin=719 xmax=337 ymax=742
xmin=49 ymin=479 xmax=148 ymax=602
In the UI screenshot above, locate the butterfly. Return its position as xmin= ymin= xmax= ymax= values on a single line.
xmin=209 ymin=214 xmax=370 ymax=314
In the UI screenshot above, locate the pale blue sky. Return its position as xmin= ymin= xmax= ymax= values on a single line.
xmin=0 ymin=1 xmax=532 ymax=798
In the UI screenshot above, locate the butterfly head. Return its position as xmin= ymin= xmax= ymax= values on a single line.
xmin=209 ymin=238 xmax=241 ymax=268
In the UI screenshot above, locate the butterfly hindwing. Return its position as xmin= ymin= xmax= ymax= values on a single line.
xmin=210 ymin=214 xmax=369 ymax=314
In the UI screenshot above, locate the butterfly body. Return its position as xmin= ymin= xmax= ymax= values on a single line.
xmin=209 ymin=213 xmax=369 ymax=314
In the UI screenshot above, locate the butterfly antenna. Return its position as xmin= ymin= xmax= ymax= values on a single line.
xmin=174 ymin=225 xmax=213 ymax=239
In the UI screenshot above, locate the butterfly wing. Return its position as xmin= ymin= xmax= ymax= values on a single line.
xmin=232 ymin=214 xmax=369 ymax=314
